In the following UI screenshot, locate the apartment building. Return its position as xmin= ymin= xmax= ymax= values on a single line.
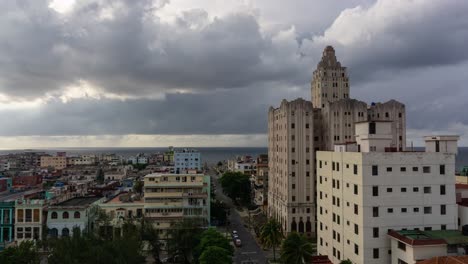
xmin=252 ymin=154 xmax=268 ymax=208
xmin=68 ymin=155 xmax=97 ymax=166
xmin=174 ymin=149 xmax=201 ymax=174
xmin=267 ymin=46 xmax=406 ymax=236
xmin=316 ymin=121 xmax=459 ymax=264
xmin=41 ymin=154 xmax=67 ymax=170
xmin=15 ymin=199 xmax=44 ymax=242
xmin=143 ymin=173 xmax=210 ymax=231
xmin=268 ymin=98 xmax=315 ymax=234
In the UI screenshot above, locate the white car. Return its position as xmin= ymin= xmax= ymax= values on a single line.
xmin=232 ymin=230 xmax=238 ymax=235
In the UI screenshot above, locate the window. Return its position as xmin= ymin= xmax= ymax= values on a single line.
xmin=372 ymin=165 xmax=378 ymax=176
xmin=440 ymin=185 xmax=446 ymax=195
xmin=63 ymin=212 xmax=69 ymax=219
xmin=387 ymin=167 xmax=392 ymax=172
xmin=354 ymin=244 xmax=359 ymax=255
xmin=306 ymin=159 xmax=310 ymax=165
xmin=398 ymin=241 xmax=406 ymax=251
xmin=33 ymin=209 xmax=40 ymax=222
xmin=354 ymin=224 xmax=359 ymax=235
xmin=440 ymin=165 xmax=446 ymax=175
xmin=373 ymin=186 xmax=379 ymax=196
xmin=51 ymin=212 xmax=58 ymax=219
xmin=292 ymin=147 xmax=295 ymax=153
xmin=354 ymin=204 xmax=358 ymax=215
xmin=388 ymin=208 xmax=394 ymax=213
xmin=73 ymin=212 xmax=81 ymax=219
xmin=373 ymin=207 xmax=379 ymax=217
xmin=292 ymin=172 xmax=295 ymax=177
xmin=441 ymin=205 xmax=446 ymax=215
xmin=18 ymin=209 xmax=24 ymax=222
xmin=292 ymin=159 xmax=295 ymax=165
xmin=414 ymin=207 xmax=419 ymax=213
xmin=369 ymin=122 xmax=376 ymax=134
xmin=424 ymin=207 xmax=432 ymax=214
xmin=424 ymin=187 xmax=431 ymax=194
xmin=354 ymin=164 xmax=358 ymax=175
xmin=387 ymin=188 xmax=393 ymax=193
xmin=442 ymin=224 xmax=447 ymax=230
xmin=424 ymin=227 xmax=432 ymax=231
xmin=373 ymin=248 xmax=379 ymax=259
xmin=423 ymin=166 xmax=431 ymax=173
xmin=306 ymin=123 xmax=309 ymax=128
xmin=401 ymin=188 xmax=407 ymax=193
xmin=401 ymin=208 xmax=407 ymax=213
xmin=292 ymin=196 xmax=296 ymax=202
xmin=413 ymin=187 xmax=419 ymax=192
xmin=291 ymin=123 xmax=295 ymax=129
xmin=354 ymin=185 xmax=358 ymax=195
xmin=401 ymin=167 xmax=406 ymax=172
xmin=292 ymin=184 xmax=295 ymax=189
xmin=306 ymin=196 xmax=310 ymax=201
xmin=373 ymin=227 xmax=379 ymax=238
xmin=413 ymin=167 xmax=419 ymax=172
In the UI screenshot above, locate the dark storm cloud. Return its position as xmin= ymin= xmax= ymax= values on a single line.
xmin=0 ymin=0 xmax=467 ymax=141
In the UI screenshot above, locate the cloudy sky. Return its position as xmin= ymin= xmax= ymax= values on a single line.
xmin=0 ymin=0 xmax=467 ymax=148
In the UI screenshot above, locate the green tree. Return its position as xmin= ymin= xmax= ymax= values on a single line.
xmin=194 ymin=228 xmax=233 ymax=264
xmin=167 ymin=219 xmax=204 ymax=263
xmin=280 ymin=232 xmax=315 ymax=264
xmin=210 ymin=200 xmax=228 ymax=225
xmin=198 ymin=246 xmax=231 ymax=264
xmin=259 ymin=218 xmax=283 ymax=262
xmin=219 ymin=172 xmax=251 ymax=205
xmin=133 ymin=179 xmax=144 ymax=195
xmin=0 ymin=240 xmax=40 ymax=264
xmin=140 ymin=218 xmax=162 ymax=264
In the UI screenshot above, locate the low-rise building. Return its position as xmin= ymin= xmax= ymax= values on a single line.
xmin=388 ymin=229 xmax=468 ymax=264
xmin=144 ymin=173 xmax=210 ymax=231
xmin=99 ymin=192 xmax=143 ymax=225
xmin=252 ymin=154 xmax=268 ymax=208
xmin=47 ymin=196 xmax=103 ymax=237
xmin=68 ymin=155 xmax=97 ymax=166
xmin=0 ymin=201 xmax=15 ymax=248
xmin=14 ymin=199 xmax=44 ymax=242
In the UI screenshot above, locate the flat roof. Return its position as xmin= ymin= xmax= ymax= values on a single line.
xmin=55 ymin=196 xmax=101 ymax=207
xmin=105 ymin=193 xmax=143 ymax=204
xmin=389 ymin=230 xmax=468 ymax=246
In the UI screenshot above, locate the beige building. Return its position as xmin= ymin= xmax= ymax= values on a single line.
xmin=268 ymin=98 xmax=315 ymax=235
xmin=41 ymin=155 xmax=67 ymax=170
xmin=15 ymin=199 xmax=44 ymax=242
xmin=143 ymin=173 xmax=210 ymax=231
xmin=267 ymin=46 xmax=407 ymax=236
xmin=316 ymin=122 xmax=459 ymax=264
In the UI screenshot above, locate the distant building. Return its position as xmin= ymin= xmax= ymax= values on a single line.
xmin=41 ymin=154 xmax=67 ymax=170
xmin=0 ymin=177 xmax=12 ymax=194
xmin=127 ymin=154 xmax=148 ymax=165
xmin=143 ymin=173 xmax=210 ymax=231
xmin=252 ymin=154 xmax=268 ymax=208
xmin=47 ymin=196 xmax=103 ymax=237
xmin=174 ymin=149 xmax=201 ymax=174
xmin=316 ymin=122 xmax=459 ymax=264
xmin=14 ymin=199 xmax=44 ymax=242
xmin=99 ymin=192 xmax=143 ymax=225
xmin=68 ymin=155 xmax=97 ymax=166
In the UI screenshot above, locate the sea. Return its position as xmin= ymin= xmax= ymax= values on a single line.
xmin=1 ymin=147 xmax=468 ymax=170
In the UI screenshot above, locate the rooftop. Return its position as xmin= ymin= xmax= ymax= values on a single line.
xmin=389 ymin=230 xmax=468 ymax=246
xmin=54 ymin=196 xmax=101 ymax=207
xmin=417 ymin=256 xmax=468 ymax=264
xmin=105 ymin=192 xmax=142 ymax=204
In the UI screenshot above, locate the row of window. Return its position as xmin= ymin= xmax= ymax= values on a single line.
xmin=372 ymin=165 xmax=446 ymax=175
xmin=372 ymin=205 xmax=447 ymax=216
xmin=51 ymin=211 xmax=81 ymax=219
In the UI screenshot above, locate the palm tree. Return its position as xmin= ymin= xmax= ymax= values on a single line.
xmin=280 ymin=232 xmax=315 ymax=264
xmin=259 ymin=218 xmax=283 ymax=262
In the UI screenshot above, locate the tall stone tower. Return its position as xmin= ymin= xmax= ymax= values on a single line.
xmin=311 ymin=46 xmax=350 ymax=109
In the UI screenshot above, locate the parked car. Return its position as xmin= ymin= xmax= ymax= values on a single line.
xmin=233 ymin=234 xmax=239 ymax=239
xmin=232 ymin=230 xmax=238 ymax=235
xmin=235 ymin=239 xmax=242 ymax=247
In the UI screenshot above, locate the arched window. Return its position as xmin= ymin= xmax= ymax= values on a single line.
xmin=74 ymin=211 xmax=81 ymax=219
xmin=306 ymin=220 xmax=312 ymax=233
xmin=62 ymin=228 xmax=70 ymax=237
xmin=298 ymin=220 xmax=305 ymax=233
xmin=291 ymin=219 xmax=297 ymax=232
xmin=51 ymin=212 xmax=58 ymax=219
xmin=49 ymin=228 xmax=58 ymax=237
xmin=63 ymin=212 xmax=69 ymax=219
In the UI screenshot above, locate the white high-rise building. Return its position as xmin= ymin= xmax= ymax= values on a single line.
xmin=316 ymin=121 xmax=459 ymax=264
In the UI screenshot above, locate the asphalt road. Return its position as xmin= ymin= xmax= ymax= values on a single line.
xmin=210 ymin=171 xmax=267 ymax=264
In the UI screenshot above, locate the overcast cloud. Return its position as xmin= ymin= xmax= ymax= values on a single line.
xmin=0 ymin=0 xmax=467 ymax=147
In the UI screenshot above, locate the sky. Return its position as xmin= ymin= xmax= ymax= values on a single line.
xmin=0 ymin=0 xmax=467 ymax=148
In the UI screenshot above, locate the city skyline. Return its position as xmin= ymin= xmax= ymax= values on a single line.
xmin=1 ymin=0 xmax=468 ymax=148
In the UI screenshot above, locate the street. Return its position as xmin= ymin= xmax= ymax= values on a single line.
xmin=210 ymin=171 xmax=268 ymax=264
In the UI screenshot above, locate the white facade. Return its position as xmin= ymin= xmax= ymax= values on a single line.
xmin=68 ymin=155 xmax=97 ymax=166
xmin=316 ymin=131 xmax=458 ymax=264
xmin=174 ymin=149 xmax=201 ymax=173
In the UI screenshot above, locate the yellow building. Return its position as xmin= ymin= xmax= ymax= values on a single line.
xmin=143 ymin=173 xmax=210 ymax=230
xmin=15 ymin=199 xmax=44 ymax=242
xmin=40 ymin=156 xmax=67 ymax=170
